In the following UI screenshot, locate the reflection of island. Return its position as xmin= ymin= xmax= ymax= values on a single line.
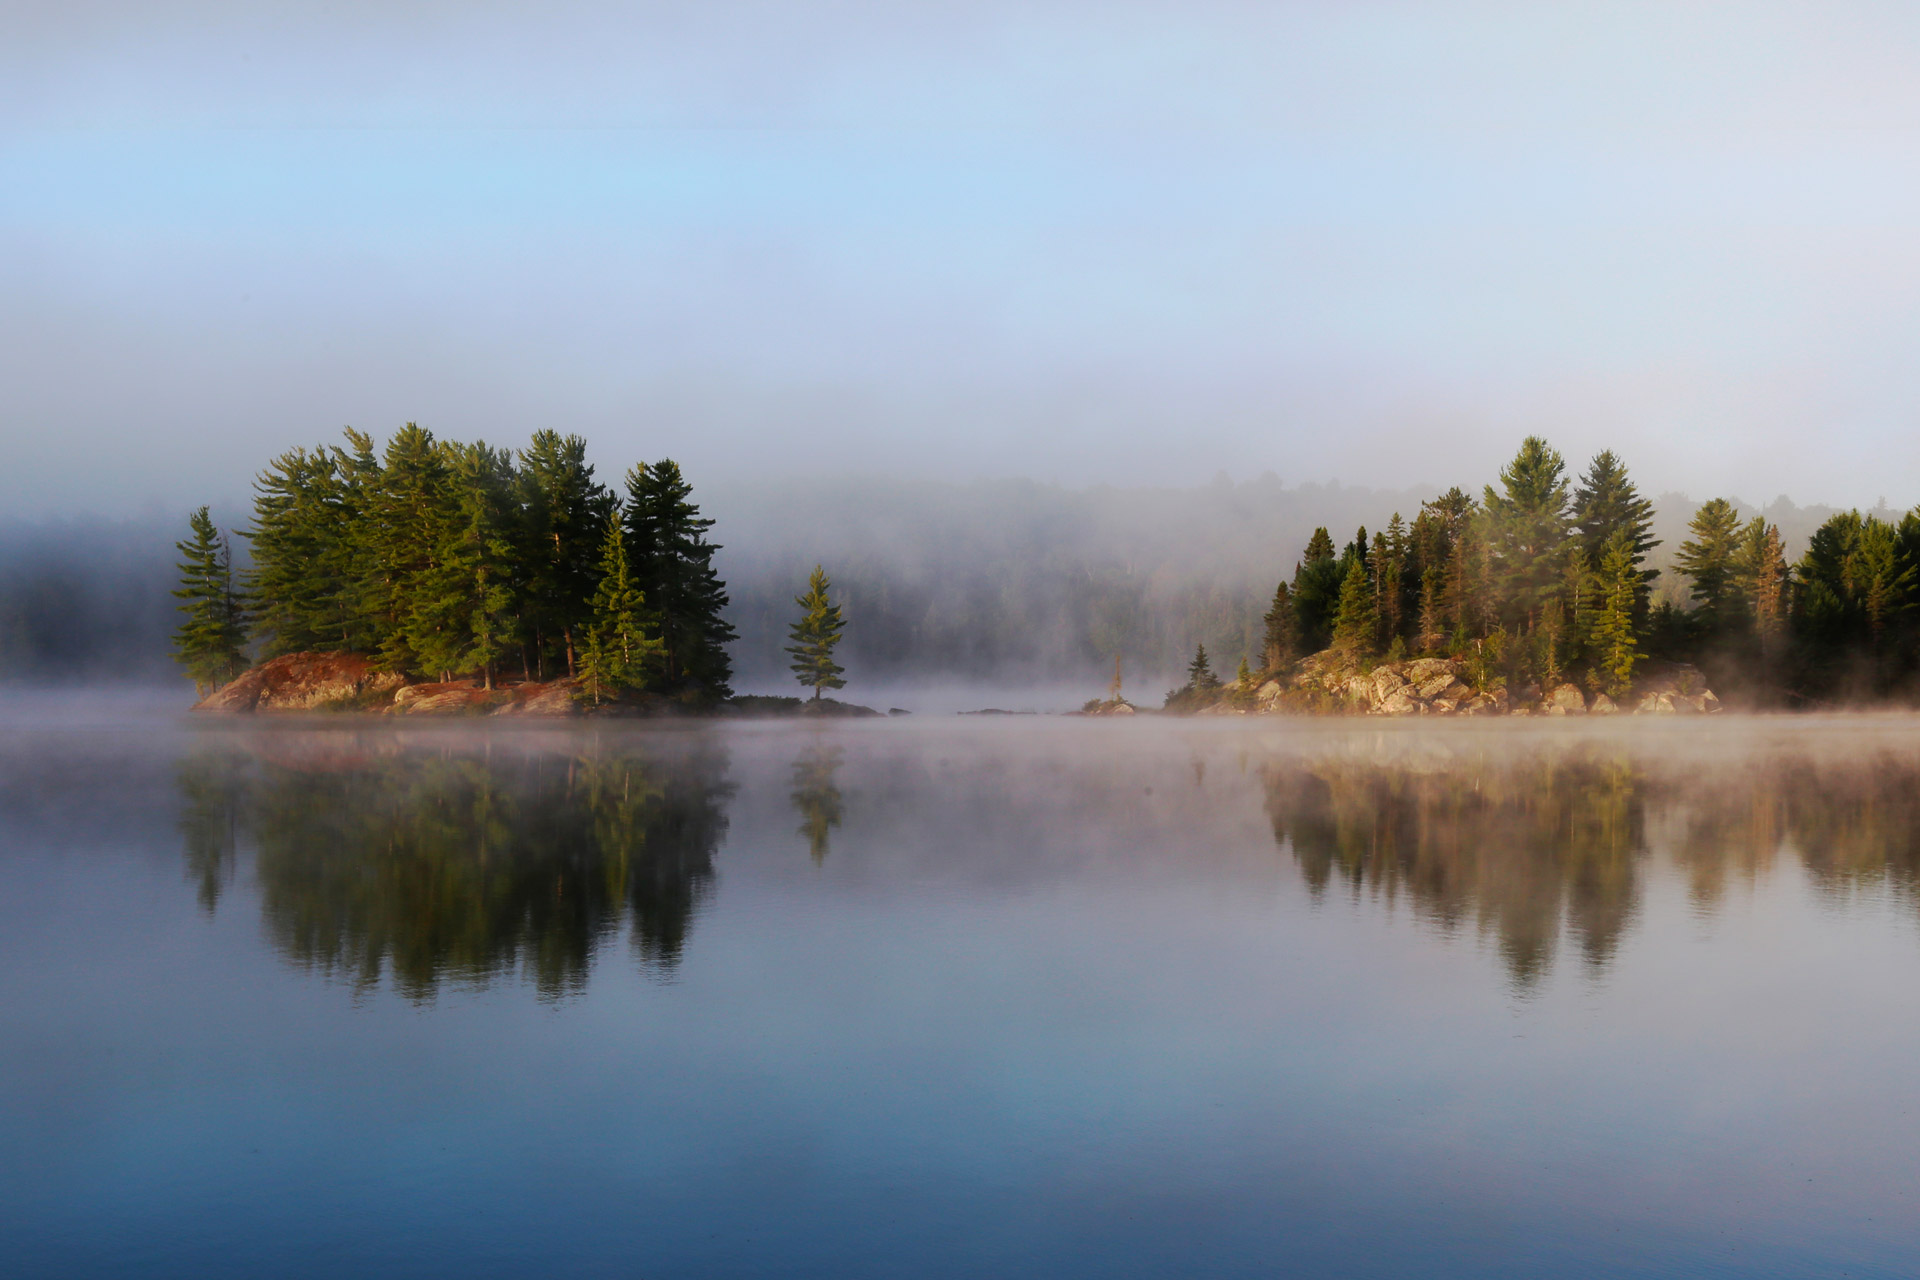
xmin=1263 ymin=743 xmax=1920 ymax=986
xmin=176 ymin=737 xmax=733 ymax=998
xmin=1265 ymin=752 xmax=1644 ymax=985
xmin=789 ymin=743 xmax=845 ymax=865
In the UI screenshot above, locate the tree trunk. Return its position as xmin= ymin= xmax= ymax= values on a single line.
xmin=565 ymin=627 xmax=576 ymax=678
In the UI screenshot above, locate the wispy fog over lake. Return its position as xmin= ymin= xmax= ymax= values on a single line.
xmin=7 ymin=713 xmax=1920 ymax=1277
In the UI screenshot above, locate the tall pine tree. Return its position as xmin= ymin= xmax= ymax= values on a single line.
xmin=1483 ymin=436 xmax=1573 ymax=629
xmin=1330 ymin=558 xmax=1377 ymax=660
xmin=580 ymin=514 xmax=663 ymax=703
xmin=624 ymin=459 xmax=737 ymax=699
xmin=173 ymin=507 xmax=248 ymax=693
xmin=517 ymin=430 xmax=612 ymax=680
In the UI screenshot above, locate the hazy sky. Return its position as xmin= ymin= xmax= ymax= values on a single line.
xmin=8 ymin=2 xmax=1920 ymax=515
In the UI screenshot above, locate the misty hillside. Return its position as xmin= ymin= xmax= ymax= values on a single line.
xmin=0 ymin=478 xmax=1890 ymax=694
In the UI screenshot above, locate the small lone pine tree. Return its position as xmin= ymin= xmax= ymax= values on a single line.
xmin=579 ymin=516 xmax=662 ymax=704
xmin=786 ymin=565 xmax=847 ymax=700
xmin=1186 ymin=643 xmax=1218 ymax=691
xmin=1236 ymin=654 xmax=1252 ymax=688
xmin=1330 ymin=558 xmax=1377 ymax=660
xmin=173 ymin=507 xmax=248 ymax=694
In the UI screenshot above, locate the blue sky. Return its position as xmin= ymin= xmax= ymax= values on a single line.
xmin=7 ymin=2 xmax=1920 ymax=514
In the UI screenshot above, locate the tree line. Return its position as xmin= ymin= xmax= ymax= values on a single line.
xmin=1235 ymin=436 xmax=1920 ymax=704
xmin=173 ymin=426 xmax=738 ymax=701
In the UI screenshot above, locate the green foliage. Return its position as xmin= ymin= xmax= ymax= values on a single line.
xmin=786 ymin=565 xmax=847 ymax=699
xmin=1571 ymin=450 xmax=1659 ymax=620
xmin=1482 ymin=436 xmax=1573 ymax=627
xmin=580 ymin=515 xmax=665 ymax=704
xmin=517 ymin=430 xmax=614 ymax=680
xmin=1591 ymin=531 xmax=1640 ymax=696
xmin=172 ymin=507 xmax=248 ymax=693
xmin=1676 ymin=498 xmax=1744 ymax=633
xmin=1330 ymin=558 xmax=1377 ymax=660
xmin=624 ymin=459 xmax=738 ymax=699
xmin=233 ymin=426 xmax=729 ymax=690
xmin=1261 ymin=581 xmax=1296 ymax=671
xmin=1186 ymin=642 xmax=1219 ymax=690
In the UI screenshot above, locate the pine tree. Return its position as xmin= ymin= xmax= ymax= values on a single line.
xmin=1483 ymin=436 xmax=1573 ymax=628
xmin=173 ymin=507 xmax=248 ymax=693
xmin=518 ymin=430 xmax=612 ymax=681
xmin=1186 ymin=643 xmax=1219 ymax=690
xmin=1291 ymin=528 xmax=1342 ymax=653
xmin=1752 ymin=523 xmax=1788 ymax=655
xmin=1676 ymin=498 xmax=1743 ymax=634
xmin=1592 ymin=531 xmax=1641 ymax=697
xmin=1330 ymin=558 xmax=1377 ymax=660
xmin=244 ymin=441 xmax=367 ymax=656
xmin=1236 ymin=654 xmax=1252 ymax=688
xmin=786 ymin=565 xmax=847 ymax=700
xmin=1261 ymin=581 xmax=1297 ymax=671
xmin=411 ymin=442 xmax=519 ymax=686
xmin=624 ymin=459 xmax=737 ymax=699
xmin=367 ymin=423 xmax=456 ymax=676
xmin=1571 ymin=451 xmax=1659 ymax=621
xmin=580 ymin=515 xmax=663 ymax=704
xmin=1416 ymin=566 xmax=1447 ymax=653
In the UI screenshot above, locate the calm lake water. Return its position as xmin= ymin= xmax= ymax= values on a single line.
xmin=6 ymin=711 xmax=1920 ymax=1278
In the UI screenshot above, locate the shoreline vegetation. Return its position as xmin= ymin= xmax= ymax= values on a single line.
xmin=1095 ymin=434 xmax=1920 ymax=718
xmin=180 ymin=431 xmax=1916 ymax=718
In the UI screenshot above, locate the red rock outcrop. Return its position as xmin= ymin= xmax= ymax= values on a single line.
xmin=193 ymin=652 xmax=408 ymax=713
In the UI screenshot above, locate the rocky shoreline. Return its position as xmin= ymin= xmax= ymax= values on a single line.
xmin=1172 ymin=650 xmax=1721 ymax=717
xmin=192 ymin=652 xmax=883 ymax=718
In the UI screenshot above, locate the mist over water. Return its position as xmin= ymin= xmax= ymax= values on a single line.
xmin=7 ymin=712 xmax=1920 ymax=1277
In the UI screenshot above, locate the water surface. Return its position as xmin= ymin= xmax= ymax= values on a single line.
xmin=5 ymin=713 xmax=1920 ymax=1277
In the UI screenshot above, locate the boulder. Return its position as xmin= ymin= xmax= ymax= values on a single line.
xmin=1402 ymin=657 xmax=1460 ymax=684
xmin=1376 ymin=691 xmax=1421 ymax=716
xmin=1543 ymin=683 xmax=1588 ymax=716
xmin=1589 ymin=693 xmax=1620 ymax=715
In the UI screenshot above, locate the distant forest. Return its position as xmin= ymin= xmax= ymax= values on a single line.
xmin=0 ymin=445 xmax=1910 ymax=698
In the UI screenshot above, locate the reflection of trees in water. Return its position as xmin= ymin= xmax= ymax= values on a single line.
xmin=1265 ymin=752 xmax=1645 ymax=986
xmin=789 ymin=743 xmax=844 ymax=865
xmin=175 ymin=739 xmax=733 ymax=999
xmin=1266 ymin=744 xmax=1920 ymax=984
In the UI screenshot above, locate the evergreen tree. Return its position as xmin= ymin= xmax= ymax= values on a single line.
xmin=173 ymin=507 xmax=248 ymax=693
xmin=1185 ymin=642 xmax=1219 ymax=690
xmin=786 ymin=565 xmax=847 ymax=700
xmin=1330 ymin=558 xmax=1377 ymax=660
xmin=1676 ymin=498 xmax=1743 ymax=633
xmin=580 ymin=514 xmax=663 ymax=703
xmin=624 ymin=459 xmax=737 ymax=699
xmin=411 ymin=443 xmax=519 ymax=685
xmin=1291 ymin=528 xmax=1342 ymax=653
xmin=1483 ymin=436 xmax=1573 ymax=628
xmin=1592 ymin=531 xmax=1641 ymax=697
xmin=1752 ymin=522 xmax=1789 ymax=656
xmin=1261 ymin=581 xmax=1297 ymax=671
xmin=244 ymin=441 xmax=370 ymax=655
xmin=1416 ymin=566 xmax=1447 ymax=653
xmin=518 ymin=430 xmax=612 ymax=680
xmin=1571 ymin=451 xmax=1659 ymax=617
xmin=1236 ymin=654 xmax=1252 ymax=688
xmin=368 ymin=423 xmax=456 ymax=675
